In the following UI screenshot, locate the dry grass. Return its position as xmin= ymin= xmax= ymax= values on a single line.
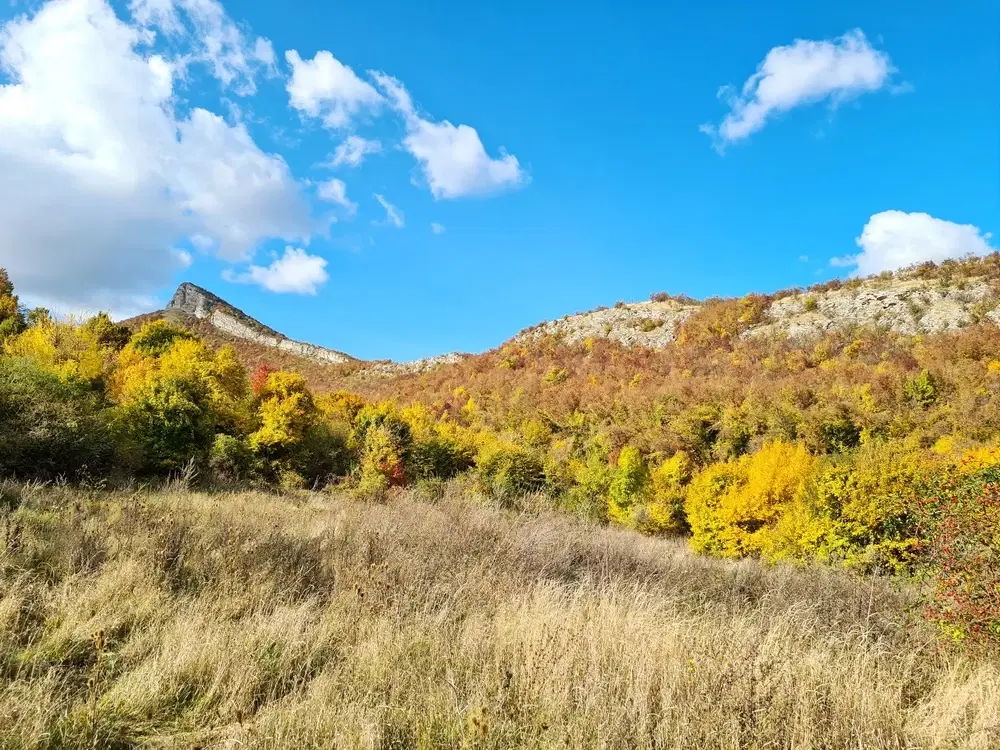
xmin=0 ymin=483 xmax=998 ymax=749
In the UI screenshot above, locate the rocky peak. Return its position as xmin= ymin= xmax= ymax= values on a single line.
xmin=165 ymin=282 xmax=354 ymax=365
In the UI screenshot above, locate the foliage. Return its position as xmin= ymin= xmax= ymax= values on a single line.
xmin=0 ymin=268 xmax=25 ymax=341
xmin=208 ymin=433 xmax=253 ymax=482
xmin=476 ymin=441 xmax=546 ymax=502
xmin=0 ymin=356 xmax=112 ymax=479
xmin=686 ymin=441 xmax=816 ymax=558
xmin=916 ymin=466 xmax=1000 ymax=652
xmin=114 ymin=376 xmax=215 ymax=473
xmin=128 ymin=319 xmax=195 ymax=357
xmin=607 ymin=446 xmax=652 ymax=526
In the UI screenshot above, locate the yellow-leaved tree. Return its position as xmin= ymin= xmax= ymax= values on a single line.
xmin=686 ymin=441 xmax=816 ymax=558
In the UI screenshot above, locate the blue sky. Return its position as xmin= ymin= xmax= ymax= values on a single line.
xmin=0 ymin=0 xmax=997 ymax=360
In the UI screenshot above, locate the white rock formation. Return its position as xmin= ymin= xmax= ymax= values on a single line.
xmin=167 ymin=283 xmax=356 ymax=365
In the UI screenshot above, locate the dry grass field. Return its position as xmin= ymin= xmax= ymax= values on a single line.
xmin=0 ymin=482 xmax=998 ymax=749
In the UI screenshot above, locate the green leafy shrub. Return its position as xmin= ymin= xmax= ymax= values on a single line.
xmin=636 ymin=318 xmax=664 ymax=332
xmin=608 ymin=446 xmax=652 ymax=525
xmin=128 ymin=320 xmax=195 ymax=357
xmin=476 ymin=443 xmax=545 ymax=502
xmin=904 ymin=369 xmax=939 ymax=407
xmin=0 ymin=357 xmax=113 ymax=479
xmin=114 ymin=377 xmax=215 ymax=474
xmin=83 ymin=312 xmax=132 ymax=352
xmin=208 ymin=434 xmax=253 ymax=482
xmin=408 ymin=436 xmax=474 ymax=481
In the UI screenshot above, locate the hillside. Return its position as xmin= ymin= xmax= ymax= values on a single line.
xmin=138 ymin=259 xmax=1000 ymax=385
xmin=125 ymin=282 xmax=469 ymax=384
xmin=129 ymin=257 xmax=1000 ymax=406
xmin=5 ymin=256 xmax=1000 ymax=659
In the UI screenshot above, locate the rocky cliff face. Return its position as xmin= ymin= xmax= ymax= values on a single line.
xmin=748 ymin=278 xmax=999 ymax=341
xmin=513 ymin=299 xmax=699 ymax=348
xmin=511 ymin=275 xmax=1000 ymax=349
xmin=167 ymin=283 xmax=356 ymax=365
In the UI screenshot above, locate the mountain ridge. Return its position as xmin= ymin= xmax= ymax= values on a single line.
xmin=142 ymin=258 xmax=1000 ymax=383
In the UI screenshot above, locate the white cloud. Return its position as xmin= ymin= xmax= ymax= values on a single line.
xmin=329 ymin=134 xmax=381 ymax=167
xmin=285 ymin=49 xmax=382 ymax=129
xmin=371 ymin=72 xmax=525 ymax=199
xmin=129 ymin=0 xmax=277 ymax=95
xmin=316 ymin=178 xmax=356 ymax=214
xmin=373 ymin=193 xmax=404 ymax=228
xmin=833 ymin=211 xmax=995 ymax=276
xmin=430 ymin=222 xmax=446 ymax=234
xmin=0 ymin=0 xmax=312 ymax=312
xmin=224 ymin=245 xmax=328 ymax=294
xmin=702 ymin=29 xmax=897 ymax=148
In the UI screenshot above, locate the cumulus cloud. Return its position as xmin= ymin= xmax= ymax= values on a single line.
xmin=430 ymin=222 xmax=446 ymax=234
xmin=285 ymin=49 xmax=382 ymax=128
xmin=833 ymin=211 xmax=995 ymax=276
xmin=316 ymin=178 xmax=357 ymax=214
xmin=702 ymin=29 xmax=897 ymax=148
xmin=371 ymin=72 xmax=525 ymax=199
xmin=224 ymin=245 xmax=328 ymax=294
xmin=328 ymin=134 xmax=381 ymax=167
xmin=373 ymin=193 xmax=404 ymax=228
xmin=0 ymin=0 xmax=311 ymax=312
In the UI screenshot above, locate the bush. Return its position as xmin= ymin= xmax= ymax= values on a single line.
xmin=82 ymin=312 xmax=132 ymax=352
xmin=114 ymin=377 xmax=215 ymax=474
xmin=904 ymin=369 xmax=939 ymax=407
xmin=128 ymin=320 xmax=194 ymax=357
xmin=476 ymin=443 xmax=546 ymax=502
xmin=685 ymin=441 xmax=816 ymax=558
xmin=408 ymin=436 xmax=474 ymax=481
xmin=917 ymin=467 xmax=1000 ymax=651
xmin=646 ymin=451 xmax=692 ymax=535
xmin=293 ymin=422 xmax=350 ymax=484
xmin=608 ymin=446 xmax=652 ymax=526
xmin=0 ymin=357 xmax=113 ymax=479
xmin=208 ymin=434 xmax=253 ymax=482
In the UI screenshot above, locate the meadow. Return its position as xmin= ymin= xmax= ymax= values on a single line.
xmin=1 ymin=482 xmax=998 ymax=750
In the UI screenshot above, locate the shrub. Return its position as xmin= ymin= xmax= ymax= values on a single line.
xmin=476 ymin=443 xmax=545 ymax=502
xmin=128 ymin=320 xmax=194 ymax=357
xmin=917 ymin=467 xmax=1000 ymax=651
xmin=352 ymin=402 xmax=412 ymax=453
xmin=250 ymin=371 xmax=317 ymax=453
xmin=3 ymin=318 xmax=107 ymax=383
xmin=636 ymin=318 xmax=664 ymax=333
xmin=685 ymin=441 xmax=816 ymax=558
xmin=208 ymin=434 xmax=252 ymax=482
xmin=543 ymin=366 xmax=569 ymax=385
xmin=294 ymin=422 xmax=350 ymax=484
xmin=671 ymin=404 xmax=721 ymax=462
xmin=114 ymin=376 xmax=215 ymax=473
xmin=408 ymin=436 xmax=474 ymax=481
xmin=608 ymin=446 xmax=652 ymax=526
xmin=769 ymin=441 xmax=930 ymax=571
xmin=0 ymin=268 xmax=25 ymax=340
xmin=646 ymin=451 xmax=692 ymax=535
xmin=904 ymin=369 xmax=939 ymax=407
xmin=0 ymin=357 xmax=113 ymax=479
xmin=82 ymin=312 xmax=132 ymax=352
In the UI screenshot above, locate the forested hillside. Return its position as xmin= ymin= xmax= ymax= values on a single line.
xmin=3 ymin=258 xmax=1000 ymax=649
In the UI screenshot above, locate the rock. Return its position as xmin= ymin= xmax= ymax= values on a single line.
xmin=512 ymin=300 xmax=699 ymax=348
xmin=167 ymin=282 xmax=356 ymax=365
